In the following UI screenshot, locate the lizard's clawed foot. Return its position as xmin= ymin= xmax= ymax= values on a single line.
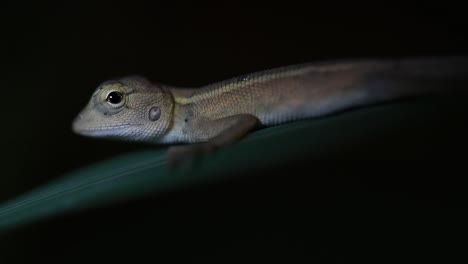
xmin=167 ymin=143 xmax=219 ymax=168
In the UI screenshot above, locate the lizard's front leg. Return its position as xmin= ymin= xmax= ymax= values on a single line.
xmin=168 ymin=114 xmax=259 ymax=166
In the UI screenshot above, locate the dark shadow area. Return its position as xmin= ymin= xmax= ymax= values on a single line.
xmin=2 ymin=161 xmax=466 ymax=263
xmin=1 ymin=1 xmax=467 ymax=263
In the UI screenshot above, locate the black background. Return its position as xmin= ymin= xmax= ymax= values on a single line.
xmin=1 ymin=1 xmax=468 ymax=262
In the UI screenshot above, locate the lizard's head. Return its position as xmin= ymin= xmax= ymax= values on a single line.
xmin=72 ymin=76 xmax=174 ymax=142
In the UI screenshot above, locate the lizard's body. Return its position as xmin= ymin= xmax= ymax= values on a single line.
xmin=162 ymin=61 xmax=372 ymax=143
xmin=72 ymin=56 xmax=468 ymax=161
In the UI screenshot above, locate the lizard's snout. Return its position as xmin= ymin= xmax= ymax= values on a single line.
xmin=71 ymin=113 xmax=86 ymax=135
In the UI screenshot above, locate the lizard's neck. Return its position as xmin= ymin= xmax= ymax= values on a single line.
xmin=157 ymin=88 xmax=196 ymax=144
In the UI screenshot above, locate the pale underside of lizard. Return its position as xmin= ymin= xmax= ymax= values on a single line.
xmin=72 ymin=56 xmax=468 ymax=163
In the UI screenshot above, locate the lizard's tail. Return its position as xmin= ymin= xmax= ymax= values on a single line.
xmin=366 ymin=55 xmax=468 ymax=101
xmin=292 ymin=55 xmax=468 ymax=122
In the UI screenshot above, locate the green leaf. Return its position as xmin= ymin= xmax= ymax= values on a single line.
xmin=0 ymin=95 xmax=466 ymax=233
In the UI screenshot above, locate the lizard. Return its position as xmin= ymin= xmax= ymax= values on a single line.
xmin=72 ymin=56 xmax=468 ymax=164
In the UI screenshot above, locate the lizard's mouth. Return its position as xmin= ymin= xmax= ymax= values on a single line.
xmin=72 ymin=123 xmax=142 ymax=137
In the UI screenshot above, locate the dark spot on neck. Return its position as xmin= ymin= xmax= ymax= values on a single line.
xmin=184 ymin=118 xmax=188 ymax=123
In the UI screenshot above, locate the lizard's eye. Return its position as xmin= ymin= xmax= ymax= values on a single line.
xmin=107 ymin=91 xmax=124 ymax=105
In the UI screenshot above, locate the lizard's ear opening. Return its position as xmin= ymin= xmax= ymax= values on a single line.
xmin=149 ymin=106 xmax=161 ymax=121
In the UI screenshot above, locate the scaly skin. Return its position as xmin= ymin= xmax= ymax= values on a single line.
xmin=72 ymin=56 xmax=468 ymax=162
